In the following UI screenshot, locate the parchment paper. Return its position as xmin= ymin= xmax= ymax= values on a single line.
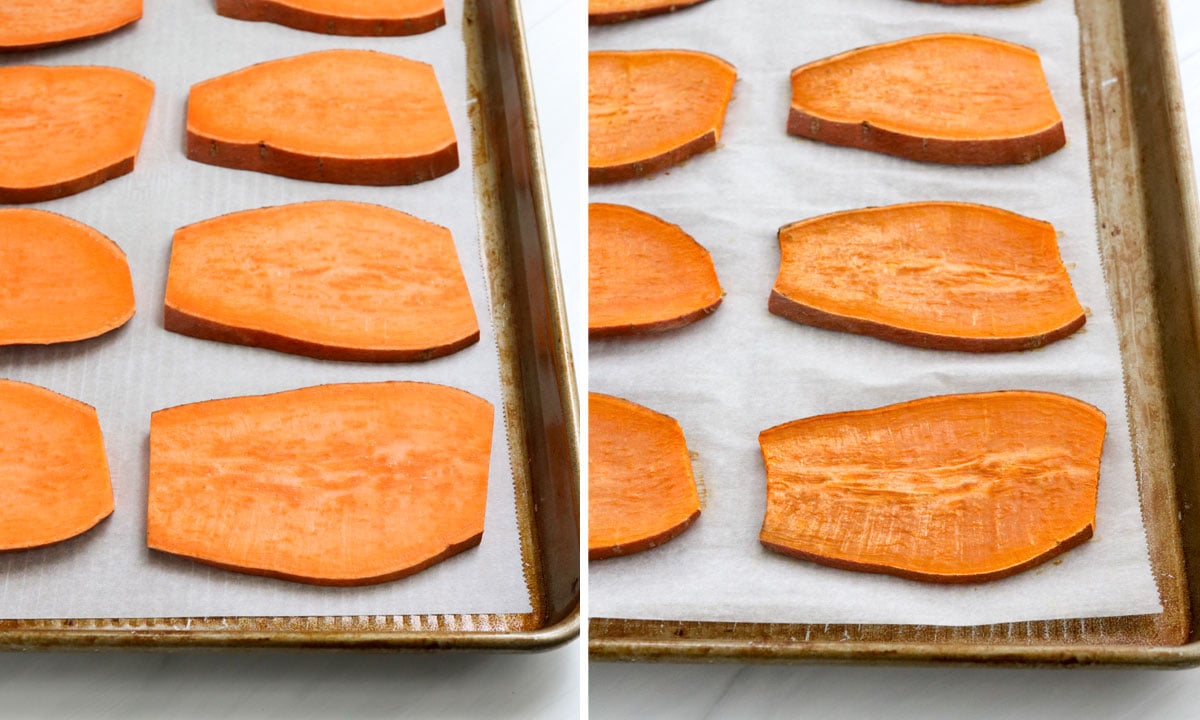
xmin=589 ymin=0 xmax=1163 ymax=626
xmin=0 ymin=0 xmax=533 ymax=618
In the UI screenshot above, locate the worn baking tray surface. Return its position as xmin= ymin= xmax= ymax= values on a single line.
xmin=590 ymin=0 xmax=1200 ymax=664
xmin=0 ymin=0 xmax=578 ymax=649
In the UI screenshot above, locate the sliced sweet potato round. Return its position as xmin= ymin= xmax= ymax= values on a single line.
xmin=0 ymin=65 xmax=154 ymax=203
xmin=148 ymin=382 xmax=494 ymax=586
xmin=759 ymin=391 xmax=1105 ymax=583
xmin=589 ymin=203 xmax=723 ymax=337
xmin=589 ymin=392 xmax=700 ymax=560
xmin=0 ymin=0 xmax=142 ymax=52
xmin=589 ymin=49 xmax=736 ymax=183
xmin=186 ymin=50 xmax=458 ymax=185
xmin=788 ymin=34 xmax=1064 ymax=165
xmin=769 ymin=202 xmax=1085 ymax=352
xmin=216 ymin=0 xmax=445 ymax=36
xmin=1 ymin=209 xmax=135 ymax=345
xmin=589 ymin=0 xmax=710 ymax=24
xmin=164 ymin=201 xmax=478 ymax=362
xmin=0 ymin=380 xmax=114 ymax=551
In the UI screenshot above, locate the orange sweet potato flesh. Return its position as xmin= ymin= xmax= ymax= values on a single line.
xmin=0 ymin=65 xmax=154 ymax=203
xmin=589 ymin=203 xmax=723 ymax=337
xmin=1 ymin=209 xmax=135 ymax=345
xmin=589 ymin=393 xmax=700 ymax=560
xmin=590 ymin=50 xmax=736 ymax=183
xmin=770 ymin=202 xmax=1085 ymax=352
xmin=0 ymin=380 xmax=114 ymax=551
xmin=759 ymin=391 xmax=1105 ymax=583
xmin=216 ymin=0 xmax=444 ymax=35
xmin=186 ymin=50 xmax=458 ymax=185
xmin=148 ymin=382 xmax=494 ymax=586
xmin=164 ymin=201 xmax=478 ymax=362
xmin=788 ymin=34 xmax=1064 ymax=165
xmin=0 ymin=0 xmax=142 ymax=51
xmin=589 ymin=0 xmax=710 ymax=24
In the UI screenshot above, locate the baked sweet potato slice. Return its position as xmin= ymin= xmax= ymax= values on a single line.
xmin=216 ymin=0 xmax=445 ymax=36
xmin=589 ymin=0 xmax=710 ymax=24
xmin=0 ymin=65 xmax=154 ymax=203
xmin=148 ymin=382 xmax=494 ymax=586
xmin=770 ymin=202 xmax=1085 ymax=352
xmin=0 ymin=0 xmax=141 ymax=52
xmin=0 ymin=380 xmax=114 ymax=551
xmin=1 ymin=209 xmax=135 ymax=345
xmin=915 ymin=0 xmax=1027 ymax=4
xmin=589 ymin=393 xmax=700 ymax=560
xmin=788 ymin=34 xmax=1064 ymax=165
xmin=759 ymin=391 xmax=1104 ymax=583
xmin=589 ymin=203 xmax=723 ymax=337
xmin=589 ymin=50 xmax=736 ymax=183
xmin=164 ymin=201 xmax=478 ymax=361
xmin=186 ymin=50 xmax=458 ymax=185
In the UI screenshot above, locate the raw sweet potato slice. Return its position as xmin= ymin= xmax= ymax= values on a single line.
xmin=0 ymin=0 xmax=141 ymax=52
xmin=186 ymin=50 xmax=458 ymax=185
xmin=216 ymin=0 xmax=445 ymax=36
xmin=759 ymin=391 xmax=1105 ymax=583
xmin=589 ymin=0 xmax=710 ymax=24
xmin=769 ymin=202 xmax=1085 ymax=352
xmin=148 ymin=382 xmax=494 ymax=586
xmin=788 ymin=34 xmax=1064 ymax=165
xmin=589 ymin=393 xmax=700 ymax=560
xmin=0 ymin=65 xmax=154 ymax=203
xmin=164 ymin=201 xmax=478 ymax=362
xmin=589 ymin=203 xmax=723 ymax=337
xmin=0 ymin=380 xmax=114 ymax=551
xmin=589 ymin=50 xmax=736 ymax=183
xmin=1 ymin=209 xmax=135 ymax=345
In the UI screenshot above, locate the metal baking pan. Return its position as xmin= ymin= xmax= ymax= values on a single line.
xmin=0 ymin=0 xmax=579 ymax=651
xmin=590 ymin=0 xmax=1200 ymax=666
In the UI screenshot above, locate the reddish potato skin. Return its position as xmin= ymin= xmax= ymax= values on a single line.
xmin=589 ymin=131 xmax=715 ymax=184
xmin=163 ymin=305 xmax=479 ymax=363
xmin=589 ymin=509 xmax=700 ymax=561
xmin=185 ymin=131 xmax=459 ymax=186
xmin=216 ymin=0 xmax=445 ymax=36
xmin=0 ymin=157 xmax=135 ymax=204
xmin=588 ymin=0 xmax=710 ymax=25
xmin=767 ymin=290 xmax=1085 ymax=353
xmin=760 ymin=524 xmax=1093 ymax=584
xmin=589 ymin=298 xmax=722 ymax=338
xmin=786 ymin=108 xmax=1066 ymax=166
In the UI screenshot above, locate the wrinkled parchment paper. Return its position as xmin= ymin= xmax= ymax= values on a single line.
xmin=0 ymin=0 xmax=532 ymax=618
xmin=589 ymin=0 xmax=1163 ymax=626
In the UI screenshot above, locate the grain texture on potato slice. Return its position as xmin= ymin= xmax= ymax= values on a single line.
xmin=0 ymin=0 xmax=141 ymax=51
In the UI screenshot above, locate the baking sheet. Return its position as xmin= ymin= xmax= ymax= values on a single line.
xmin=589 ymin=0 xmax=1163 ymax=626
xmin=0 ymin=0 xmax=532 ymax=619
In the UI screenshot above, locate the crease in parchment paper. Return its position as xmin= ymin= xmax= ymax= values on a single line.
xmin=0 ymin=0 xmax=532 ymax=619
xmin=589 ymin=0 xmax=1162 ymax=626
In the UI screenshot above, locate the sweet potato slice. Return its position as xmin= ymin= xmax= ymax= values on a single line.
xmin=186 ymin=50 xmax=458 ymax=185
xmin=589 ymin=50 xmax=736 ymax=183
xmin=1 ymin=209 xmax=135 ymax=345
xmin=0 ymin=380 xmax=114 ymax=551
xmin=164 ymin=201 xmax=478 ymax=361
xmin=589 ymin=393 xmax=700 ymax=560
xmin=788 ymin=34 xmax=1064 ymax=165
xmin=759 ymin=391 xmax=1104 ymax=583
xmin=589 ymin=0 xmax=710 ymax=24
xmin=0 ymin=0 xmax=141 ymax=52
xmin=769 ymin=202 xmax=1085 ymax=352
xmin=148 ymin=382 xmax=494 ymax=585
xmin=589 ymin=203 xmax=723 ymax=337
xmin=0 ymin=65 xmax=154 ymax=203
xmin=216 ymin=0 xmax=445 ymax=36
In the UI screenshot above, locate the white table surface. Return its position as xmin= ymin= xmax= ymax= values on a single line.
xmin=590 ymin=2 xmax=1200 ymax=719
xmin=0 ymin=1 xmax=581 ymax=718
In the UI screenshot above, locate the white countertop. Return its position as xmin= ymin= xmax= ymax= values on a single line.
xmin=0 ymin=1 xmax=580 ymax=718
xmin=590 ymin=2 xmax=1200 ymax=718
